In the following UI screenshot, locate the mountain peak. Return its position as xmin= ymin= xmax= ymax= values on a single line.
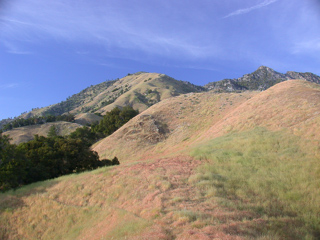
xmin=257 ymin=65 xmax=270 ymax=70
xmin=205 ymin=66 xmax=320 ymax=92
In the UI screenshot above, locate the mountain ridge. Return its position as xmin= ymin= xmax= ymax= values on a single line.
xmin=1 ymin=66 xmax=320 ymax=130
xmin=204 ymin=66 xmax=320 ymax=91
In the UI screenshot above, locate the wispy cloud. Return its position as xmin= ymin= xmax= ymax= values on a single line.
xmin=0 ymin=0 xmax=218 ymax=60
xmin=0 ymin=83 xmax=20 ymax=89
xmin=223 ymin=0 xmax=278 ymax=18
xmin=3 ymin=40 xmax=33 ymax=55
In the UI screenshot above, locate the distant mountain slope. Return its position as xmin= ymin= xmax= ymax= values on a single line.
xmin=3 ymin=121 xmax=82 ymax=145
xmin=20 ymin=80 xmax=117 ymax=118
xmin=19 ymin=72 xmax=203 ymax=119
xmin=2 ymin=113 xmax=100 ymax=144
xmin=205 ymin=66 xmax=320 ymax=91
xmin=95 ymin=72 xmax=205 ymax=114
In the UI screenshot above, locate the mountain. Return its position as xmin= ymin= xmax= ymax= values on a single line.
xmin=205 ymin=66 xmax=320 ymax=91
xmin=19 ymin=72 xmax=203 ymax=119
xmin=1 ymin=80 xmax=319 ymax=239
xmin=5 ymin=67 xmax=320 ymax=122
xmin=2 ymin=72 xmax=203 ymax=144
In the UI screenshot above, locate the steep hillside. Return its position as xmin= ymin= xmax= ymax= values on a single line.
xmin=80 ymin=72 xmax=204 ymax=115
xmin=93 ymin=79 xmax=320 ymax=161
xmin=2 ymin=121 xmax=83 ymax=145
xmin=205 ymin=66 xmax=320 ymax=91
xmin=92 ymin=90 xmax=257 ymax=161
xmin=1 ymin=80 xmax=320 ymax=239
xmin=202 ymin=80 xmax=320 ymax=141
xmin=20 ymin=80 xmax=117 ymax=118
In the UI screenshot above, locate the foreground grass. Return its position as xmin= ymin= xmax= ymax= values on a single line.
xmin=190 ymin=128 xmax=320 ymax=239
xmin=0 ymin=166 xmax=150 ymax=240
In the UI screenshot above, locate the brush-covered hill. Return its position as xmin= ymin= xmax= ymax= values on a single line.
xmin=1 ymin=79 xmax=319 ymax=239
xmin=19 ymin=72 xmax=203 ymax=119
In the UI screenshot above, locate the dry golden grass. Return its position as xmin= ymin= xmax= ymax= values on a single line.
xmin=74 ymin=113 xmax=102 ymax=125
xmin=3 ymin=121 xmax=82 ymax=144
xmin=93 ymin=90 xmax=256 ymax=161
xmin=70 ymin=72 xmax=200 ymax=115
xmin=1 ymin=79 xmax=320 ymax=239
xmin=202 ymin=80 xmax=320 ymax=142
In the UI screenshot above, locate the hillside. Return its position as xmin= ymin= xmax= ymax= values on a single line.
xmin=1 ymin=80 xmax=319 ymax=239
xmin=1 ymin=73 xmax=320 ymax=239
xmin=3 ymin=66 xmax=319 ymax=125
xmin=93 ymin=80 xmax=320 ymax=161
xmin=92 ymin=90 xmax=257 ymax=161
xmin=20 ymin=80 xmax=117 ymax=118
xmin=2 ymin=121 xmax=83 ymax=145
xmin=18 ymin=72 xmax=203 ymax=119
xmin=2 ymin=113 xmax=101 ymax=145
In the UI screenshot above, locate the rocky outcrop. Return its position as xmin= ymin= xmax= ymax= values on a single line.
xmin=205 ymin=66 xmax=320 ymax=92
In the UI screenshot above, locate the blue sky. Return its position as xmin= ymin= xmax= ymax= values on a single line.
xmin=0 ymin=0 xmax=319 ymax=119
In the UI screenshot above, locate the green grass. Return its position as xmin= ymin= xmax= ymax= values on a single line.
xmin=190 ymin=128 xmax=320 ymax=239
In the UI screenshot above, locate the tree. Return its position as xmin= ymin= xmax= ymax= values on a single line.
xmin=112 ymin=157 xmax=120 ymax=165
xmin=0 ymin=135 xmax=26 ymax=191
xmin=68 ymin=126 xmax=99 ymax=147
xmin=92 ymin=106 xmax=138 ymax=136
xmin=47 ymin=125 xmax=58 ymax=138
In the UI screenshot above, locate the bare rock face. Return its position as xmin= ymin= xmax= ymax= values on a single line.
xmin=286 ymin=71 xmax=320 ymax=84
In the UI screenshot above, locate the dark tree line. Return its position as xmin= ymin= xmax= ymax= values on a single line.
xmin=70 ymin=106 xmax=139 ymax=144
xmin=92 ymin=106 xmax=139 ymax=136
xmin=0 ymin=106 xmax=138 ymax=192
xmin=1 ymin=114 xmax=75 ymax=132
xmin=0 ymin=134 xmax=119 ymax=192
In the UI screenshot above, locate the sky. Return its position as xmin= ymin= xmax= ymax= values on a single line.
xmin=0 ymin=0 xmax=320 ymax=119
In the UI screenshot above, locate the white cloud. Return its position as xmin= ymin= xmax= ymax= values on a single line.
xmin=223 ymin=0 xmax=279 ymax=18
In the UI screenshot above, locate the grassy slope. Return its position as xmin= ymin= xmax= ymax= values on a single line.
xmin=74 ymin=113 xmax=102 ymax=126
xmin=1 ymin=80 xmax=320 ymax=239
xmin=94 ymin=72 xmax=202 ymax=114
xmin=3 ymin=113 xmax=101 ymax=145
xmin=190 ymin=128 xmax=320 ymax=239
xmin=92 ymin=90 xmax=256 ymax=161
